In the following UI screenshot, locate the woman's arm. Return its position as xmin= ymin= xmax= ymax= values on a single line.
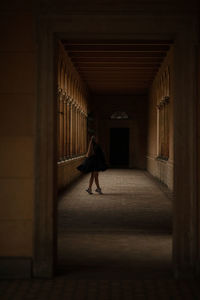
xmin=86 ymin=136 xmax=94 ymax=157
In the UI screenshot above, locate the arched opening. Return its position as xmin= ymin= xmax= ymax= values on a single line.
xmin=110 ymin=111 xmax=129 ymax=120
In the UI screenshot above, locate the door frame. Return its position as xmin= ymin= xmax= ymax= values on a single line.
xmin=34 ymin=14 xmax=199 ymax=278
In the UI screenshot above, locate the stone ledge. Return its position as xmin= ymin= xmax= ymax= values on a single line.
xmin=146 ymin=155 xmax=174 ymax=166
xmin=57 ymin=155 xmax=85 ymax=167
xmin=0 ymin=257 xmax=32 ymax=279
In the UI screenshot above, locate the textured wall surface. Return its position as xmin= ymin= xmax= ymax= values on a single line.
xmin=0 ymin=14 xmax=36 ymax=257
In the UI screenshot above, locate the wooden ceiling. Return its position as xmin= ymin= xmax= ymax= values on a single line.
xmin=62 ymin=40 xmax=172 ymax=95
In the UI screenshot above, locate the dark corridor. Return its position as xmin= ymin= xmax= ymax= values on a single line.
xmin=109 ymin=128 xmax=130 ymax=167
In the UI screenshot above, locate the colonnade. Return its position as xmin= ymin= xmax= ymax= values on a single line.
xmin=155 ymin=66 xmax=170 ymax=159
xmin=57 ymin=42 xmax=88 ymax=162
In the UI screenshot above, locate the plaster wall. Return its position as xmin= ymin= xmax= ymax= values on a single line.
xmin=0 ymin=14 xmax=36 ymax=259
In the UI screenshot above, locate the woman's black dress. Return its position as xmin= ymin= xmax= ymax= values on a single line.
xmin=77 ymin=142 xmax=107 ymax=174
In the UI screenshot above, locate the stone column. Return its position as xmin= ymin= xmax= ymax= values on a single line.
xmin=57 ymin=88 xmax=61 ymax=161
xmin=66 ymin=96 xmax=70 ymax=158
xmin=63 ymin=92 xmax=67 ymax=160
xmin=156 ymin=105 xmax=160 ymax=157
xmin=73 ymin=101 xmax=75 ymax=157
xmin=72 ymin=102 xmax=76 ymax=156
xmin=164 ymin=96 xmax=170 ymax=158
xmin=173 ymin=32 xmax=198 ymax=277
xmin=80 ymin=112 xmax=82 ymax=154
xmin=59 ymin=89 xmax=64 ymax=161
xmin=82 ymin=114 xmax=85 ymax=154
xmin=75 ymin=104 xmax=78 ymax=156
xmin=84 ymin=113 xmax=87 ymax=153
xmin=82 ymin=112 xmax=84 ymax=154
xmin=69 ymin=99 xmax=73 ymax=157
xmin=77 ymin=107 xmax=79 ymax=155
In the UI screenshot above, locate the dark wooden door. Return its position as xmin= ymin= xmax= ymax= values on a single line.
xmin=109 ymin=128 xmax=130 ymax=167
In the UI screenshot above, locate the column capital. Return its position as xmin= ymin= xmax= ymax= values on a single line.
xmin=66 ymin=95 xmax=71 ymax=103
xmin=71 ymin=100 xmax=76 ymax=107
xmin=57 ymin=87 xmax=62 ymax=96
xmin=67 ymin=96 xmax=73 ymax=104
xmin=157 ymin=97 xmax=169 ymax=109
xmin=164 ymin=96 xmax=170 ymax=104
xmin=75 ymin=103 xmax=80 ymax=109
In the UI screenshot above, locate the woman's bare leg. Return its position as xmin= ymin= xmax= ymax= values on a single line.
xmin=94 ymin=172 xmax=100 ymax=189
xmin=89 ymin=172 xmax=95 ymax=190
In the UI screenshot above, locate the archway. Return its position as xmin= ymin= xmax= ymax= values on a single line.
xmin=34 ymin=16 xmax=198 ymax=278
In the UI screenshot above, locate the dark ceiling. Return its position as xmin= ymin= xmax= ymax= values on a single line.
xmin=62 ymin=40 xmax=172 ymax=95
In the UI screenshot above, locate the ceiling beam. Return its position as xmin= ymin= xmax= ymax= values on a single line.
xmin=64 ymin=45 xmax=170 ymax=52
xmin=68 ymin=52 xmax=167 ymax=58
xmin=61 ymin=40 xmax=170 ymax=94
xmin=71 ymin=57 xmax=164 ymax=63
xmin=90 ymin=88 xmax=148 ymax=93
xmin=78 ymin=67 xmax=158 ymax=71
xmin=81 ymin=82 xmax=154 ymax=86
xmin=74 ymin=63 xmax=161 ymax=68
xmin=82 ymin=82 xmax=154 ymax=85
xmin=81 ymin=74 xmax=155 ymax=77
xmin=62 ymin=39 xmax=173 ymax=45
xmin=79 ymin=71 xmax=157 ymax=75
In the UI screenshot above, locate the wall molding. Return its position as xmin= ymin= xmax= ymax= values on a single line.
xmin=146 ymin=155 xmax=174 ymax=166
xmin=57 ymin=155 xmax=85 ymax=166
xmin=0 ymin=257 xmax=32 ymax=279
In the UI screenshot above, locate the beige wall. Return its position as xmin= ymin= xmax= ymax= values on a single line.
xmin=147 ymin=48 xmax=174 ymax=189
xmin=0 ymin=14 xmax=36 ymax=256
xmin=92 ymin=94 xmax=148 ymax=169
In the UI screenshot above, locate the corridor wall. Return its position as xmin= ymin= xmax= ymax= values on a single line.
xmin=57 ymin=42 xmax=89 ymax=191
xmin=0 ymin=11 xmax=36 ymax=276
xmin=147 ymin=47 xmax=174 ymax=189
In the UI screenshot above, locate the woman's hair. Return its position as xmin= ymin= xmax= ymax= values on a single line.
xmin=91 ymin=136 xmax=96 ymax=145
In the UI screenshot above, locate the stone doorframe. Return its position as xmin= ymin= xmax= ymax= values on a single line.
xmin=34 ymin=14 xmax=199 ymax=278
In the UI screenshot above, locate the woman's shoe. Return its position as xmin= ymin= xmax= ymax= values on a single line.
xmin=86 ymin=188 xmax=93 ymax=194
xmin=95 ymin=188 xmax=103 ymax=194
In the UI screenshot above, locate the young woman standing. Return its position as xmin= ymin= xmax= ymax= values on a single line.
xmin=77 ymin=135 xmax=107 ymax=194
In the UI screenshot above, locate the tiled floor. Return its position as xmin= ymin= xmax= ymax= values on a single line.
xmin=58 ymin=169 xmax=173 ymax=278
xmin=1 ymin=278 xmax=200 ymax=299
xmin=1 ymin=170 xmax=200 ymax=299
